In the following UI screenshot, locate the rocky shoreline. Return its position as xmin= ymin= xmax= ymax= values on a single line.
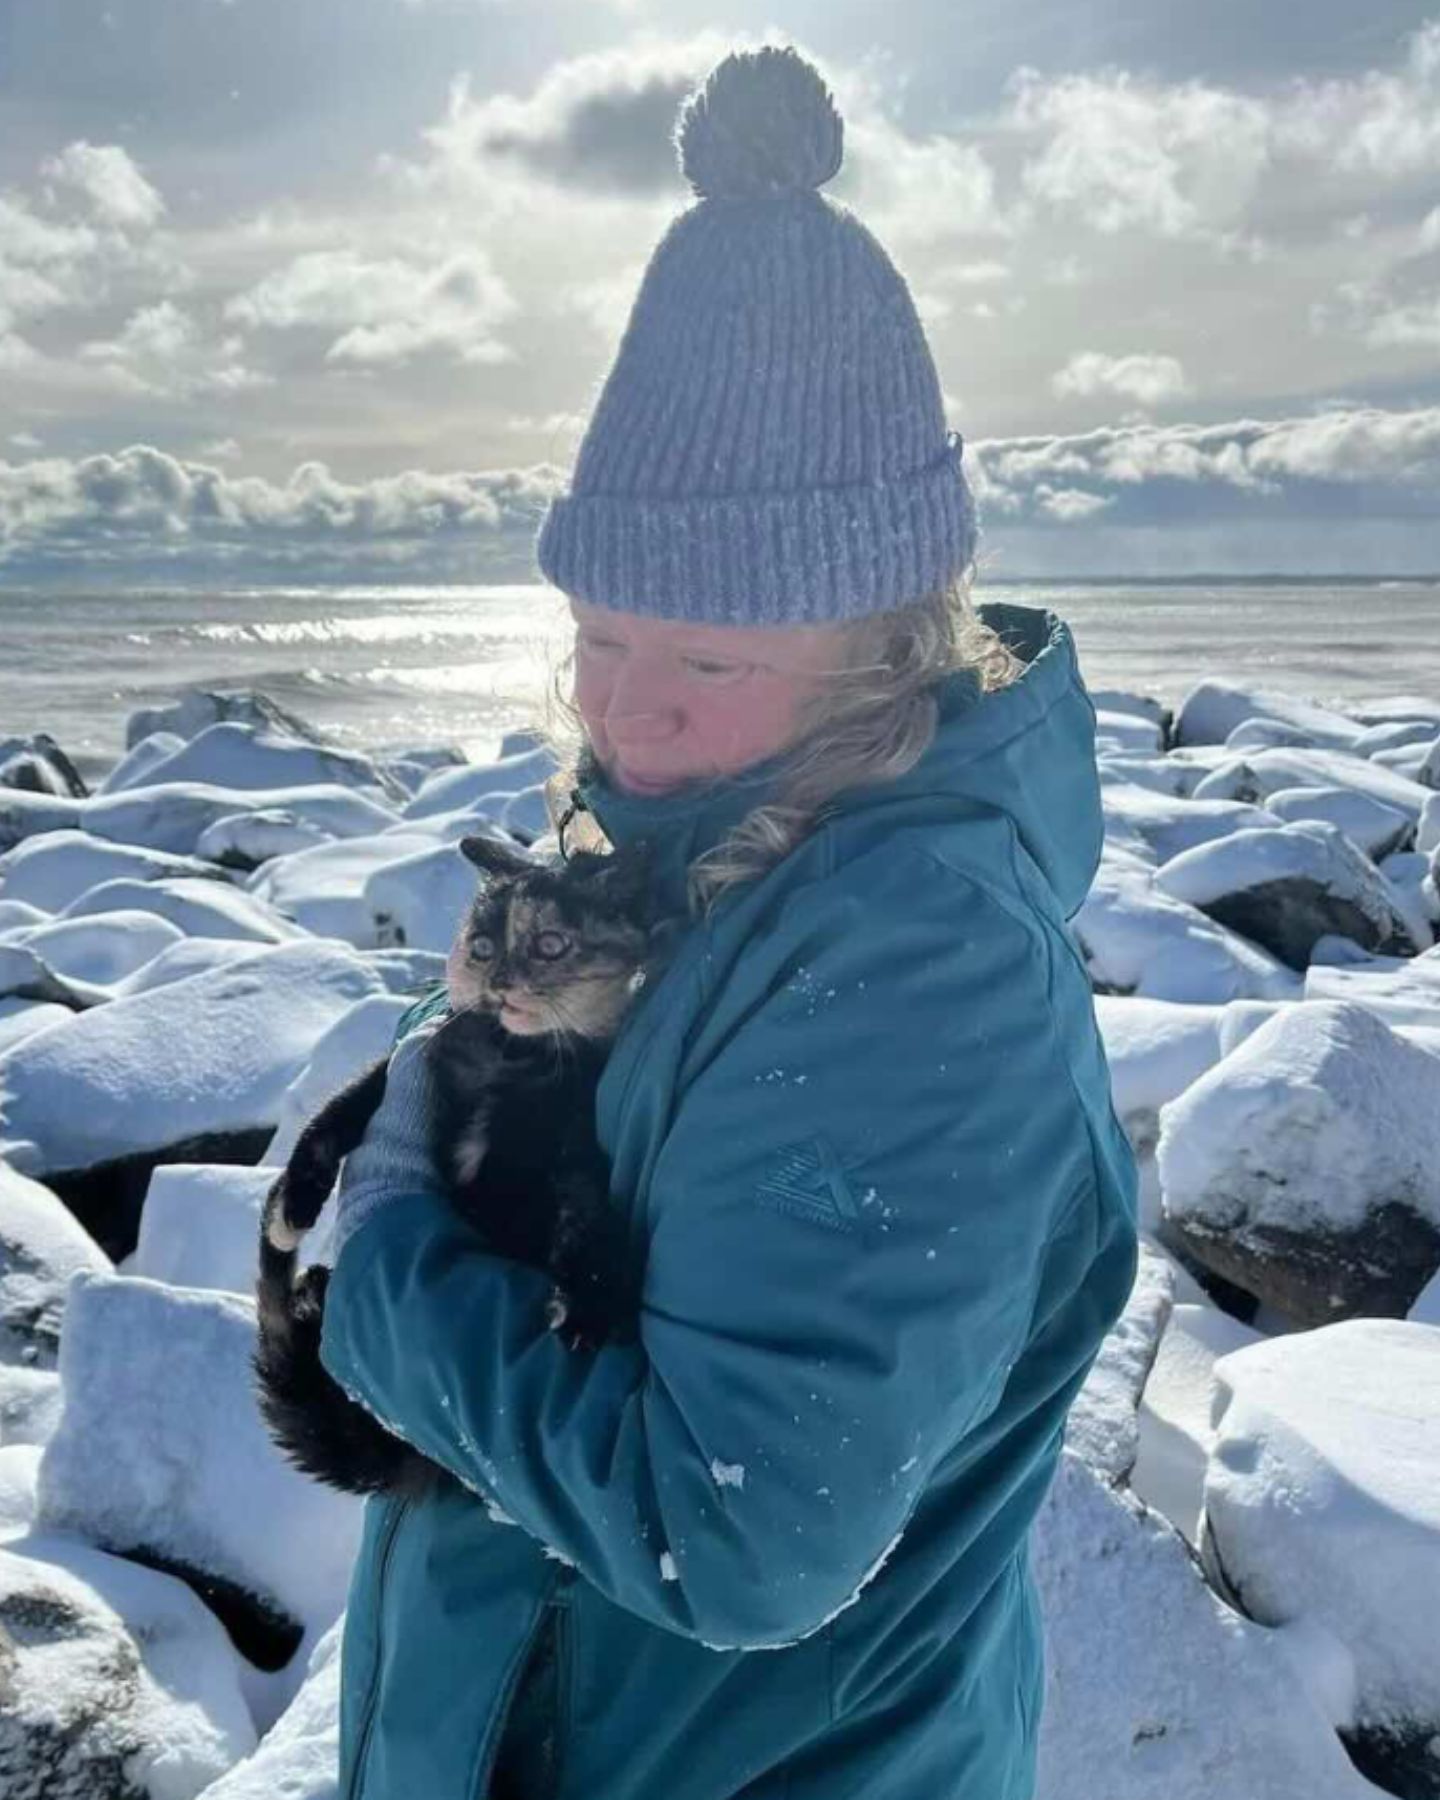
xmin=1 ymin=674 xmax=1438 ymax=1799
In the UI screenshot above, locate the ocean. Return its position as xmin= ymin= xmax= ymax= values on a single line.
xmin=1 ymin=579 xmax=1436 ymax=786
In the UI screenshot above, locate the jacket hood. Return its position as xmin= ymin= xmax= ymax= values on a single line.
xmin=575 ymin=600 xmax=1103 ymax=920
xmin=870 ymin=600 xmax=1104 ymax=918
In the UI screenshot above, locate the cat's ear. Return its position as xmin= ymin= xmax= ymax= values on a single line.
xmin=458 ymin=832 xmax=535 ymax=881
xmin=582 ymin=840 xmax=655 ymax=909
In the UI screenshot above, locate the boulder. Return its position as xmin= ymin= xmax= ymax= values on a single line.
xmin=122 ymin=688 xmax=332 ymax=754
xmin=1153 ymin=820 xmax=1423 ymax=968
xmin=1263 ymin=786 xmax=1413 ymax=860
xmin=1063 ymin=1242 xmax=1175 ymax=1485
xmin=35 ymin=1272 xmax=363 ymax=1637
xmin=0 ymin=1533 xmax=255 ymax=1799
xmin=0 ymin=1165 xmax=110 ymax=1370
xmin=1204 ymin=1320 xmax=1440 ymax=1793
xmin=1072 ymin=846 xmax=1301 ymax=1004
xmin=1031 ymin=1452 xmax=1379 ymax=1800
xmin=1174 ymin=682 xmax=1367 ymax=752
xmin=0 ymin=829 xmax=232 ymax=913
xmin=1157 ymin=1000 xmax=1440 ymax=1323
xmin=0 ymin=733 xmax=88 ymax=800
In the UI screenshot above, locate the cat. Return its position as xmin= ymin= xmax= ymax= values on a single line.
xmin=252 ymin=830 xmax=658 ymax=1505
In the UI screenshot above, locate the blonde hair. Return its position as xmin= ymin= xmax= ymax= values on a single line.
xmin=540 ymin=566 xmax=1024 ymax=919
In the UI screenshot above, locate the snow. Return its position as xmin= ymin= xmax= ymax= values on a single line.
xmin=0 ymin=828 xmax=227 ymax=912
xmin=1157 ymin=999 xmax=1440 ymax=1238
xmin=0 ymin=1528 xmax=258 ymax=1798
xmin=3 ymin=671 xmax=1438 ymax=1794
xmin=198 ymin=1618 xmax=343 ymax=1800
xmin=61 ymin=875 xmax=306 ymax=944
xmin=83 ymin=779 xmax=403 ymax=858
xmin=1152 ymin=819 xmax=1418 ymax=952
xmin=1174 ymin=679 xmax=1369 ymax=752
xmin=36 ymin=1271 xmax=364 ymax=1648
xmin=111 ymin=721 xmax=404 ymax=805
xmin=131 ymin=1163 xmax=282 ymax=1295
xmin=1132 ymin=1301 xmax=1265 ymax=1543
xmin=0 ymin=938 xmax=385 ymax=1175
xmin=1204 ymin=1319 xmax=1440 ymax=1735
xmin=0 ymin=1161 xmax=111 ymax=1367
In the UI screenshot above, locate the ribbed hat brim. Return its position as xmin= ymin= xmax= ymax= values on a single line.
xmin=536 ymin=433 xmax=978 ymax=625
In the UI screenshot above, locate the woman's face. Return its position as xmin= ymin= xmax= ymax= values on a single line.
xmin=569 ymin=597 xmax=850 ymax=795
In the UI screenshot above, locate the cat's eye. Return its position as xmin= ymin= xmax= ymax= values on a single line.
xmin=532 ymin=930 xmax=572 ymax=960
xmin=469 ymin=934 xmax=496 ymax=959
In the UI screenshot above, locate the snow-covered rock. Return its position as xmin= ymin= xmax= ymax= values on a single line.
xmin=112 ymin=722 xmax=408 ymax=808
xmin=1174 ymin=681 xmax=1368 ymax=752
xmin=0 ymin=1530 xmax=257 ymax=1799
xmin=99 ymin=729 xmax=188 ymax=795
xmin=1203 ymin=1320 xmax=1440 ymax=1763
xmin=263 ymin=992 xmax=409 ymax=1166
xmin=1132 ymin=1300 xmax=1265 ymax=1544
xmin=241 ymin=827 xmax=447 ymax=946
xmin=1192 ymin=746 xmax=1430 ymax=824
xmin=0 ymin=787 xmax=84 ymax=853
xmin=1152 ymin=820 xmax=1424 ymax=967
xmin=1094 ymin=709 xmax=1165 ymax=753
xmin=60 ymin=876 xmax=306 ymax=945
xmin=402 ymin=744 xmax=556 ymax=821
xmin=0 ymin=1163 xmax=111 ymax=1370
xmin=131 ymin=1164 xmax=282 ymax=1297
xmin=1092 ymin=997 xmax=1225 ymax=1161
xmin=35 ymin=1271 xmax=364 ymax=1640
xmin=1064 ymin=1242 xmax=1174 ymax=1485
xmin=0 ymin=1362 xmax=63 ymax=1448
xmin=122 ymin=688 xmax=333 ymax=755
xmin=1157 ymin=1000 xmax=1440 ymax=1324
xmin=1263 ymin=786 xmax=1414 ymax=860
xmin=363 ymin=840 xmax=479 ymax=954
xmin=1032 ymin=1451 xmax=1380 ymax=1800
xmin=0 ymin=829 xmax=232 ymax=913
xmin=195 ymin=809 xmax=337 ymax=871
xmin=1 ymin=910 xmax=186 ymax=1002
xmin=0 ymin=998 xmax=71 ymax=1055
xmin=1303 ymin=955 xmax=1440 ymax=1031
xmin=1099 ymin=784 xmax=1282 ymax=867
xmin=82 ymin=781 xmax=402 ymax=859
xmin=0 ymin=731 xmax=88 ymax=800
xmin=0 ymin=938 xmax=386 ymax=1180
xmin=196 ymin=1616 xmax=342 ymax=1800
xmin=0 ymin=1441 xmax=40 ymax=1538
xmin=1072 ymin=846 xmax=1302 ymax=1004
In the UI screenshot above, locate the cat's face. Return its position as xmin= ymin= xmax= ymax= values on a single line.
xmin=449 ymin=837 xmax=651 ymax=1041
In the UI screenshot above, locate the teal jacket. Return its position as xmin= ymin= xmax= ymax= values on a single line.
xmin=318 ymin=601 xmax=1139 ymax=1800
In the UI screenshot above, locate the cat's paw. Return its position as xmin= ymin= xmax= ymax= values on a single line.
xmin=544 ymin=1288 xmax=570 ymax=1333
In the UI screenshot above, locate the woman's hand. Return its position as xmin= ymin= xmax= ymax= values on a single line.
xmin=330 ymin=1017 xmax=447 ymax=1262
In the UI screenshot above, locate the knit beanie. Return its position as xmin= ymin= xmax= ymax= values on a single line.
xmin=534 ymin=44 xmax=978 ymax=627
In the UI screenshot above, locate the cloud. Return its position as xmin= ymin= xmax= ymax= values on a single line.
xmin=40 ymin=142 xmax=166 ymax=230
xmin=4 ymin=406 xmax=1437 ymax=584
xmin=1052 ymin=352 xmax=1193 ymax=406
xmin=78 ymin=300 xmax=273 ymax=398
xmin=1008 ymin=67 xmax=1273 ymax=249
xmin=225 ymin=248 xmax=519 ymax=367
xmin=0 ymin=444 xmax=564 ymax=581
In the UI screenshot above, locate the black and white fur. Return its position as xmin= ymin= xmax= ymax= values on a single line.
xmin=252 ymin=833 xmax=656 ymax=1504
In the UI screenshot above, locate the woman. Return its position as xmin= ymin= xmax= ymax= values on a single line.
xmin=318 ymin=44 xmax=1139 ymax=1800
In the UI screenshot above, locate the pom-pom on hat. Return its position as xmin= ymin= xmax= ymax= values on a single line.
xmin=535 ymin=44 xmax=978 ymax=626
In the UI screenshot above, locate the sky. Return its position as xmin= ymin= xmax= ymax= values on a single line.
xmin=1 ymin=0 xmax=1438 ymax=584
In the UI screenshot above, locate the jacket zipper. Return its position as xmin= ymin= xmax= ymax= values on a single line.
xmin=469 ymin=1568 xmax=568 ymax=1800
xmin=348 ymin=1494 xmax=410 ymax=1800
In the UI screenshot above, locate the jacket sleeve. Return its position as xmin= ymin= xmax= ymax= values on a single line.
xmin=318 ymin=847 xmax=1102 ymax=1649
